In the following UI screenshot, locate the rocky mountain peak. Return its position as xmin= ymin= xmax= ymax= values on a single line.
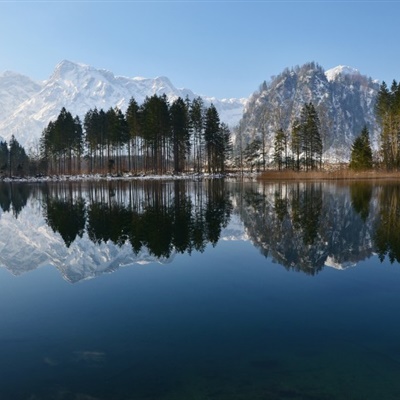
xmin=325 ymin=65 xmax=361 ymax=82
xmin=238 ymin=62 xmax=380 ymax=161
xmin=0 ymin=61 xmax=246 ymax=147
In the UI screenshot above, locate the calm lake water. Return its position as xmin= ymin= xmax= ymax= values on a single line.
xmin=1 ymin=179 xmax=400 ymax=399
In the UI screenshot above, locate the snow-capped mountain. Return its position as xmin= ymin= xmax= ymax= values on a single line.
xmin=0 ymin=60 xmax=246 ymax=148
xmin=237 ymin=62 xmax=380 ymax=161
xmin=0 ymin=71 xmax=43 ymax=145
xmin=325 ymin=65 xmax=361 ymax=82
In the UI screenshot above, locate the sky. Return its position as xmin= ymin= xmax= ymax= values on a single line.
xmin=0 ymin=0 xmax=400 ymax=99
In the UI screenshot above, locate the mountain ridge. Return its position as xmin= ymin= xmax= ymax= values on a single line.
xmin=0 ymin=60 xmax=247 ymax=148
xmin=0 ymin=61 xmax=383 ymax=161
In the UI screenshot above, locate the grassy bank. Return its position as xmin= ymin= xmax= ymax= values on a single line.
xmin=258 ymin=169 xmax=400 ymax=181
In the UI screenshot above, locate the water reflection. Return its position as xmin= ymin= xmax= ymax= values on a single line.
xmin=0 ymin=183 xmax=32 ymax=217
xmin=350 ymin=182 xmax=373 ymax=222
xmin=1 ymin=180 xmax=400 ymax=279
xmin=236 ymin=182 xmax=379 ymax=274
xmin=42 ymin=180 xmax=232 ymax=257
xmin=374 ymin=184 xmax=400 ymax=263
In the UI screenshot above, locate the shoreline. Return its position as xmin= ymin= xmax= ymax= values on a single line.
xmin=2 ymin=169 xmax=400 ymax=183
xmin=0 ymin=172 xmax=259 ymax=183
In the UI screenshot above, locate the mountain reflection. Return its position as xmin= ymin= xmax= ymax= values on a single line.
xmin=1 ymin=180 xmax=400 ymax=280
xmin=235 ymin=181 xmax=377 ymax=274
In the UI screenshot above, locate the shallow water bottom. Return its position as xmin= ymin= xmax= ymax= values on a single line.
xmin=4 ymin=334 xmax=400 ymax=400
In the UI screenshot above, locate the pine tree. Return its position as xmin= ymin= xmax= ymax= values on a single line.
xmin=375 ymin=80 xmax=400 ymax=169
xmin=170 ymin=97 xmax=191 ymax=173
xmin=139 ymin=95 xmax=170 ymax=173
xmin=216 ymin=122 xmax=232 ymax=173
xmin=126 ymin=97 xmax=140 ymax=172
xmin=9 ymin=135 xmax=29 ymax=177
xmin=274 ymin=128 xmax=286 ymax=170
xmin=190 ymin=97 xmax=205 ymax=172
xmin=298 ymin=103 xmax=322 ymax=170
xmin=0 ymin=141 xmax=9 ymax=176
xmin=244 ymin=139 xmax=261 ymax=172
xmin=291 ymin=121 xmax=301 ymax=171
xmin=204 ymin=104 xmax=220 ymax=173
xmin=349 ymin=126 xmax=373 ymax=170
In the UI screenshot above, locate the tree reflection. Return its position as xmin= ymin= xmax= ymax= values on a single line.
xmin=350 ymin=182 xmax=373 ymax=222
xmin=291 ymin=183 xmax=322 ymax=246
xmin=4 ymin=179 xmax=400 ymax=273
xmin=374 ymin=185 xmax=400 ymax=263
xmin=0 ymin=183 xmax=32 ymax=217
xmin=236 ymin=182 xmax=375 ymax=274
xmin=43 ymin=183 xmax=86 ymax=247
xmin=41 ymin=180 xmax=232 ymax=258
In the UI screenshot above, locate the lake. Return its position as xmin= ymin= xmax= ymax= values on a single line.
xmin=1 ymin=179 xmax=400 ymax=399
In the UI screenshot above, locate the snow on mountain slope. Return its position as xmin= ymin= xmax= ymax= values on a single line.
xmin=325 ymin=65 xmax=361 ymax=82
xmin=0 ymin=70 xmax=43 ymax=147
xmin=0 ymin=71 xmax=43 ymax=121
xmin=0 ymin=60 xmax=246 ymax=148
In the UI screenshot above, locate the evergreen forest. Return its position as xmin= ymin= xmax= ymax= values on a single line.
xmin=39 ymin=95 xmax=231 ymax=176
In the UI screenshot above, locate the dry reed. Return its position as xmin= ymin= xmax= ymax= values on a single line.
xmin=258 ymin=169 xmax=400 ymax=181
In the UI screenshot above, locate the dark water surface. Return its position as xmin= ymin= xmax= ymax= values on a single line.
xmin=1 ymin=180 xmax=400 ymax=399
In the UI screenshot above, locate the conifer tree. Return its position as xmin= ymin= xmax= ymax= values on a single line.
xmin=126 ymin=97 xmax=140 ymax=172
xmin=217 ymin=122 xmax=232 ymax=173
xmin=139 ymin=94 xmax=170 ymax=174
xmin=274 ymin=128 xmax=286 ymax=170
xmin=244 ymin=139 xmax=261 ymax=172
xmin=375 ymin=80 xmax=400 ymax=169
xmin=349 ymin=126 xmax=373 ymax=170
xmin=9 ymin=135 xmax=29 ymax=177
xmin=0 ymin=141 xmax=9 ymax=176
xmin=170 ymin=97 xmax=190 ymax=173
xmin=190 ymin=97 xmax=205 ymax=172
xmin=291 ymin=121 xmax=301 ymax=171
xmin=204 ymin=104 xmax=220 ymax=173
xmin=298 ymin=103 xmax=322 ymax=170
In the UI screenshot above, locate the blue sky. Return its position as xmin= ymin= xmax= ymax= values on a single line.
xmin=0 ymin=1 xmax=399 ymax=99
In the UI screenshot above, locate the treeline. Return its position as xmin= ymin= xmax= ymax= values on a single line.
xmin=39 ymin=95 xmax=232 ymax=175
xmin=237 ymin=78 xmax=400 ymax=172
xmin=239 ymin=102 xmax=323 ymax=172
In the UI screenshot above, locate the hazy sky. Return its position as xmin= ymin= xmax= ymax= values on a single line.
xmin=0 ymin=1 xmax=399 ymax=99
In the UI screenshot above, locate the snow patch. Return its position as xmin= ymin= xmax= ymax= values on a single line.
xmin=325 ymin=65 xmax=360 ymax=82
